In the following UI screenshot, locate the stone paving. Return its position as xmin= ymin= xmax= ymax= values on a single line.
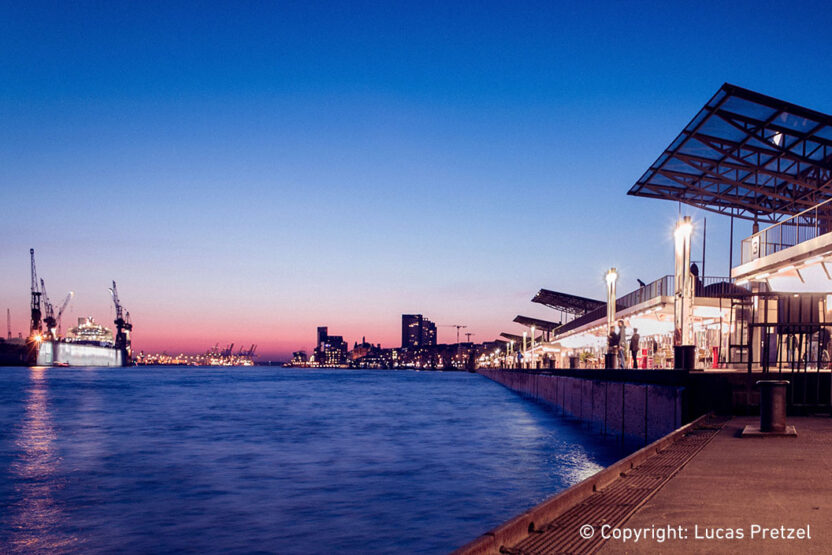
xmin=597 ymin=416 xmax=832 ymax=554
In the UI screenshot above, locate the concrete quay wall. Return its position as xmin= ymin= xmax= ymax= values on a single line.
xmin=478 ymin=369 xmax=684 ymax=445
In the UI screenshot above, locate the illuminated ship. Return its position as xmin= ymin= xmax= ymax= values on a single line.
xmin=22 ymin=249 xmax=133 ymax=367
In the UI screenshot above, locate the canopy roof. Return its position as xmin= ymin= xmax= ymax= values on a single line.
xmin=500 ymin=332 xmax=544 ymax=343
xmin=512 ymin=315 xmax=561 ymax=332
xmin=500 ymin=332 xmax=524 ymax=343
xmin=629 ymin=84 xmax=832 ymax=223
xmin=531 ymin=289 xmax=604 ymax=315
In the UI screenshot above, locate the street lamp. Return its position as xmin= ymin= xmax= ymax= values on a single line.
xmin=530 ymin=325 xmax=536 ymax=369
xmin=605 ymin=268 xmax=618 ymax=332
xmin=605 ymin=268 xmax=619 ymax=369
xmin=522 ymin=331 xmax=528 ymax=368
xmin=674 ymin=216 xmax=695 ymax=369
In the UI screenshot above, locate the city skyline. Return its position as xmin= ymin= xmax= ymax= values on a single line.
xmin=3 ymin=2 xmax=832 ymax=359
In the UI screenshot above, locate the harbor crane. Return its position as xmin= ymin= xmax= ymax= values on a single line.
xmin=56 ymin=291 xmax=74 ymax=336
xmin=29 ymin=249 xmax=42 ymax=337
xmin=108 ymin=281 xmax=132 ymax=355
xmin=40 ymin=278 xmax=57 ymax=340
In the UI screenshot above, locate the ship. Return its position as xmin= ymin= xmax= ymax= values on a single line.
xmin=35 ymin=316 xmax=129 ymax=367
xmin=7 ymin=249 xmax=134 ymax=367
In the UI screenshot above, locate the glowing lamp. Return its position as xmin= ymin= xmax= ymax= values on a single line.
xmin=674 ymin=220 xmax=693 ymax=241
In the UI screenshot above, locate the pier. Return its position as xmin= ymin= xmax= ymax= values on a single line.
xmin=455 ymin=413 xmax=832 ymax=554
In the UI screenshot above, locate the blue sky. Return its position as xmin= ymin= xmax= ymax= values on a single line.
xmin=2 ymin=1 xmax=831 ymax=357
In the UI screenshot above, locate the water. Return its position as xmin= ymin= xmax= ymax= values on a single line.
xmin=0 ymin=367 xmax=630 ymax=553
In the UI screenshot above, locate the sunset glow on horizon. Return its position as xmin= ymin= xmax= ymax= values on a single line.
xmin=3 ymin=2 xmax=832 ymax=359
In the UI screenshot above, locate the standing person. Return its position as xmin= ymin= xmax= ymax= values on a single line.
xmin=617 ymin=320 xmax=627 ymax=369
xmin=630 ymin=328 xmax=641 ymax=369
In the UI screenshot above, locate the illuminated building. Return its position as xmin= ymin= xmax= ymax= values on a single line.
xmin=401 ymin=314 xmax=437 ymax=348
xmin=507 ymin=84 xmax=832 ymax=377
xmin=315 ymin=326 xmax=348 ymax=366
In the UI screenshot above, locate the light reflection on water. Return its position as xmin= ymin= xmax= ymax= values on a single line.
xmin=8 ymin=368 xmax=78 ymax=553
xmin=0 ymin=367 xmax=631 ymax=553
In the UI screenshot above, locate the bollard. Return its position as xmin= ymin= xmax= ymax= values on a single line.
xmin=757 ymin=380 xmax=789 ymax=433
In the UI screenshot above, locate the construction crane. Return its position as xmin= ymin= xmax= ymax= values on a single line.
xmin=6 ymin=308 xmax=10 ymax=340
xmin=439 ymin=324 xmax=468 ymax=345
xmin=464 ymin=332 xmax=475 ymax=343
xmin=56 ymin=291 xmax=74 ymax=337
xmin=29 ymin=249 xmax=42 ymax=337
xmin=108 ymin=281 xmax=132 ymax=358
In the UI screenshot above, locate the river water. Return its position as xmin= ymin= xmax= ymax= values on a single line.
xmin=0 ymin=367 xmax=630 ymax=553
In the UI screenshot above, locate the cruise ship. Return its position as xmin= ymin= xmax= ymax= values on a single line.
xmin=2 ymin=249 xmax=134 ymax=367
xmin=35 ymin=317 xmax=128 ymax=367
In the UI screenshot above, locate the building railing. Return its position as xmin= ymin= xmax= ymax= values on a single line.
xmin=740 ymin=197 xmax=832 ymax=265
xmin=617 ymin=275 xmax=674 ymax=308
xmin=554 ymin=275 xmax=742 ymax=338
xmin=616 ymin=275 xmax=740 ymax=310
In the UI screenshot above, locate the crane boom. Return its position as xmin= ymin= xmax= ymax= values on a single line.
xmin=56 ymin=291 xmax=74 ymax=337
xmin=40 ymin=278 xmax=57 ymax=339
xmin=29 ymin=249 xmax=42 ymax=336
xmin=439 ymin=324 xmax=467 ymax=344
xmin=108 ymin=280 xmax=132 ymax=362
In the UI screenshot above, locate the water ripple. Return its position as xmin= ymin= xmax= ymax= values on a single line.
xmin=0 ymin=367 xmax=629 ymax=553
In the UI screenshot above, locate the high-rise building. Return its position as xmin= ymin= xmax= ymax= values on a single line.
xmin=314 ymin=326 xmax=347 ymax=366
xmin=401 ymin=314 xmax=437 ymax=348
xmin=402 ymin=314 xmax=422 ymax=348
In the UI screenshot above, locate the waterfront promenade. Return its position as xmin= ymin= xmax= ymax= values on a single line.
xmin=598 ymin=415 xmax=832 ymax=554
xmin=457 ymin=415 xmax=832 ymax=554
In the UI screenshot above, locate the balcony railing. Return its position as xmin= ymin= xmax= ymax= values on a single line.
xmin=553 ymin=275 xmax=743 ymax=338
xmin=741 ymin=198 xmax=832 ymax=265
xmin=617 ymin=275 xmax=741 ymax=309
xmin=617 ymin=275 xmax=674 ymax=308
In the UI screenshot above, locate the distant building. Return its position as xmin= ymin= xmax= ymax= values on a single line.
xmin=291 ymin=350 xmax=308 ymax=364
xmin=401 ymin=314 xmax=437 ymax=348
xmin=315 ymin=326 xmax=347 ymax=366
xmin=422 ymin=319 xmax=437 ymax=346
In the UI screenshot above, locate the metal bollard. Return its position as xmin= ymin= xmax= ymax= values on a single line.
xmin=757 ymin=380 xmax=789 ymax=433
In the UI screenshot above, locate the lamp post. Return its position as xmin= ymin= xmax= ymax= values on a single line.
xmin=510 ymin=340 xmax=516 ymax=368
xmin=605 ymin=268 xmax=618 ymax=368
xmin=605 ymin=268 xmax=618 ymax=332
xmin=522 ymin=331 xmax=528 ymax=368
xmin=674 ymin=216 xmax=695 ymax=369
xmin=530 ymin=326 xmax=536 ymax=369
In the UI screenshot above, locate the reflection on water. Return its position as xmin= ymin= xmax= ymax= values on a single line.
xmin=0 ymin=367 xmax=631 ymax=553
xmin=8 ymin=368 xmax=78 ymax=553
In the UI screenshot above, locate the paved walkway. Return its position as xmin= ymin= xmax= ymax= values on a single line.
xmin=597 ymin=416 xmax=832 ymax=554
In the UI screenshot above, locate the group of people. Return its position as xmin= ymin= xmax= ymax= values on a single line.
xmin=608 ymin=320 xmax=641 ymax=369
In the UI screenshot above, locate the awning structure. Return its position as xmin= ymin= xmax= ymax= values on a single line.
xmin=629 ymin=83 xmax=832 ymax=223
xmin=531 ymin=289 xmax=604 ymax=315
xmin=512 ymin=315 xmax=561 ymax=332
xmin=500 ymin=332 xmax=544 ymax=343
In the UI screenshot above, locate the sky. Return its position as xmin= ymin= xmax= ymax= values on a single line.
xmin=2 ymin=1 xmax=832 ymax=359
